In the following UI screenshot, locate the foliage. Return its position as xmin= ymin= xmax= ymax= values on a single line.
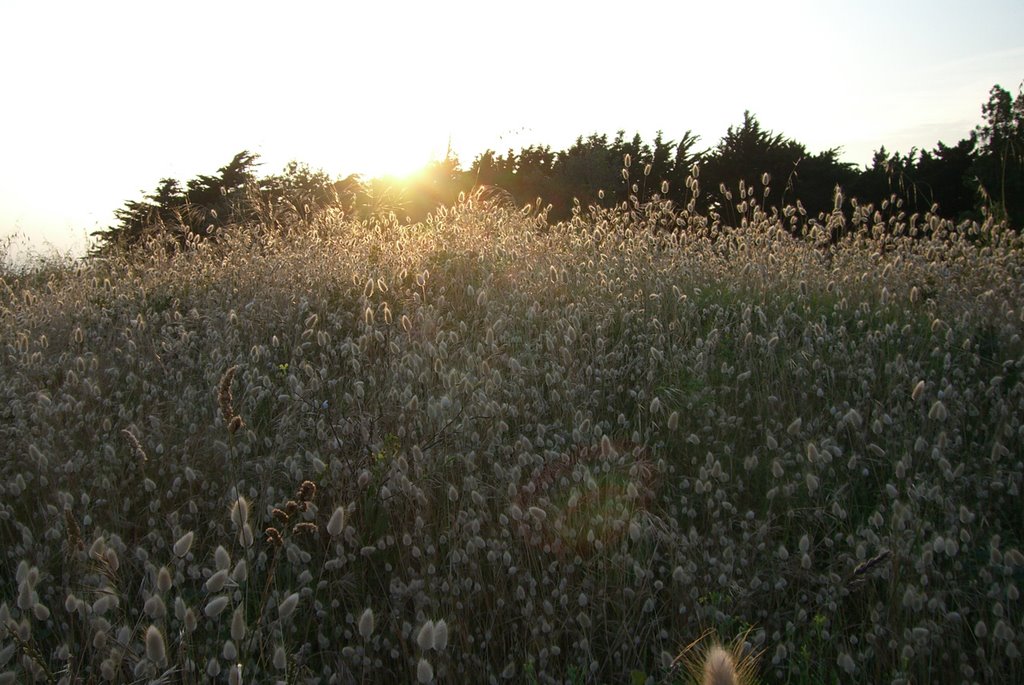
xmin=92 ymin=81 xmax=1023 ymax=255
xmin=90 ymin=151 xmax=263 ymax=254
xmin=972 ymin=84 xmax=1024 ymax=225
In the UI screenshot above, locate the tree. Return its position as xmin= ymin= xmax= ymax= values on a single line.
xmin=549 ymin=134 xmax=622 ymax=218
xmin=915 ymin=136 xmax=978 ymax=220
xmin=262 ymin=162 xmax=360 ymax=222
xmin=972 ymin=83 xmax=1024 ymax=225
xmin=403 ymin=155 xmax=466 ymax=221
xmin=93 ymin=151 xmax=262 ymax=253
xmin=700 ymin=112 xmax=853 ymax=220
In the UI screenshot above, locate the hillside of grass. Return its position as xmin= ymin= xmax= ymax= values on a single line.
xmin=1 ymin=193 xmax=1023 ymax=684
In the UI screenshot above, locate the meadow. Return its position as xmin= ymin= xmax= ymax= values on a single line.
xmin=1 ymin=180 xmax=1023 ymax=684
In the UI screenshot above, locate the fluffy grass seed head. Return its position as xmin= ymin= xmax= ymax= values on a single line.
xmin=912 ymin=379 xmax=926 ymax=400
xmin=156 ymin=566 xmax=172 ymax=593
xmin=703 ymin=645 xmax=738 ymax=685
xmin=229 ymin=496 xmax=249 ymax=529
xmin=433 ymin=619 xmax=448 ymax=651
xmin=787 ymin=417 xmax=802 ymax=435
xmin=675 ymin=632 xmax=760 ymax=685
xmin=417 ymin=620 xmax=435 ymax=650
xmin=173 ymin=531 xmax=194 ymax=558
xmin=145 ymin=624 xmax=167 ymax=667
xmin=327 ymin=505 xmax=345 ymax=536
xmin=205 ymin=595 xmax=230 ymax=618
xmin=278 ymin=592 xmax=299 ymax=621
xmin=359 ymin=607 xmax=375 ymax=639
xmin=417 ymin=657 xmax=434 ymax=683
xmin=231 ymin=605 xmax=246 ymax=641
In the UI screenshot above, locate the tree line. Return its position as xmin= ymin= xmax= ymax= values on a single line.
xmin=93 ymin=82 xmax=1023 ymax=254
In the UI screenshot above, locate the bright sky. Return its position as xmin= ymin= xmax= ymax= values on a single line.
xmin=2 ymin=0 xmax=1022 ymax=257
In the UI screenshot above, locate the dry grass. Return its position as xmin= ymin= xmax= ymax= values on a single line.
xmin=0 ymin=185 xmax=1022 ymax=683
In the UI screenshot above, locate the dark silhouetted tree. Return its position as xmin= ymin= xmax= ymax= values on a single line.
xmin=915 ymin=136 xmax=978 ymax=220
xmin=403 ymin=155 xmax=466 ymax=221
xmin=262 ymin=161 xmax=360 ymax=222
xmin=699 ymin=112 xmax=854 ymax=222
xmin=94 ymin=151 xmax=262 ymax=252
xmin=972 ymin=83 xmax=1024 ymax=225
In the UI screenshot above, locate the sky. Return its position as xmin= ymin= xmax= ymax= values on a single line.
xmin=2 ymin=0 xmax=1023 ymax=258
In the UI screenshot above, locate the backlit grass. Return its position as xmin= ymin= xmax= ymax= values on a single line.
xmin=1 ymin=187 xmax=1022 ymax=683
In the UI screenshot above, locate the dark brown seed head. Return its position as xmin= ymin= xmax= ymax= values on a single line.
xmin=297 ymin=480 xmax=317 ymax=502
xmin=218 ymin=366 xmax=240 ymax=427
xmin=64 ymin=509 xmax=84 ymax=551
xmin=264 ymin=527 xmax=283 ymax=546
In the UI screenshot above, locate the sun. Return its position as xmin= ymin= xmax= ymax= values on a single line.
xmin=350 ymin=138 xmax=449 ymax=181
xmin=301 ymin=124 xmax=456 ymax=183
xmin=359 ymin=153 xmax=432 ymax=181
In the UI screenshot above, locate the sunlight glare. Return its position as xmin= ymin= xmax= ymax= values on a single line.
xmin=360 ymin=152 xmax=434 ymax=181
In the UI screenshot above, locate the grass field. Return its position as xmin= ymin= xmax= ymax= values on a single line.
xmin=1 ymin=191 xmax=1023 ymax=684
